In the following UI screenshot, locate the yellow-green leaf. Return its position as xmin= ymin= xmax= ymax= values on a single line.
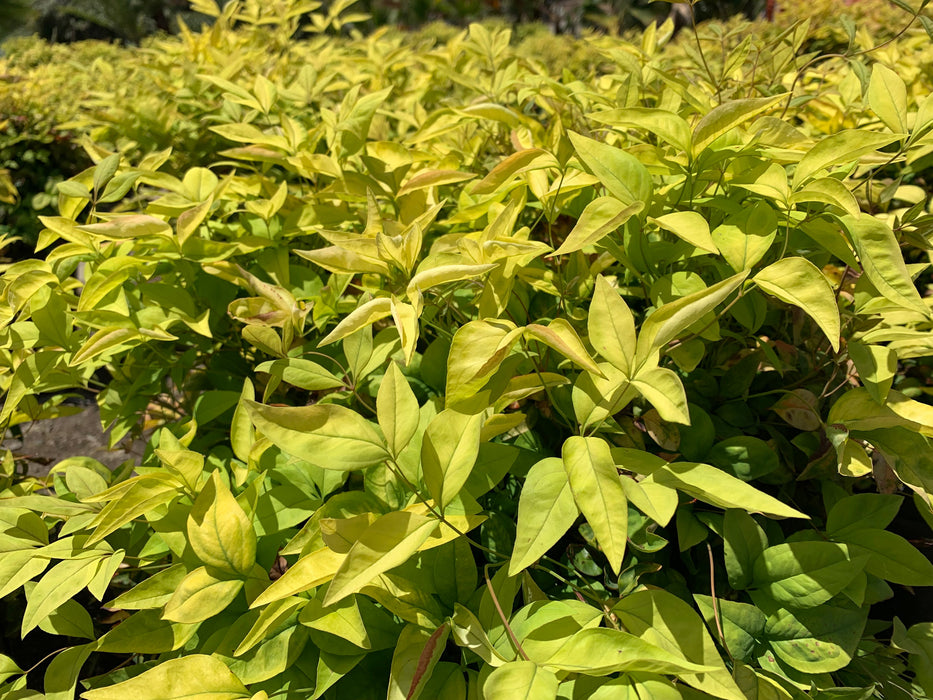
xmin=868 ymin=63 xmax=908 ymax=133
xmin=651 ymin=211 xmax=718 ymax=254
xmin=187 ymin=472 xmax=256 ymax=576
xmin=550 ymin=198 xmax=643 ymax=257
xmin=483 ymin=661 xmax=559 ymax=700
xmin=422 ymin=409 xmax=484 ymax=509
xmin=81 ymin=655 xmax=249 ymax=700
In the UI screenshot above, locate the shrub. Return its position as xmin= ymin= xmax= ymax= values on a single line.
xmin=1 ymin=2 xmax=933 ymax=699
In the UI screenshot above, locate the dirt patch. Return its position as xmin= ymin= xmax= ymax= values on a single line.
xmin=5 ymin=406 xmax=145 ymax=477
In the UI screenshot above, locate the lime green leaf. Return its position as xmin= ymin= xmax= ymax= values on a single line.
xmin=723 ymin=510 xmax=768 ymax=590
xmin=754 ymin=257 xmax=840 ymax=351
xmin=789 ymin=177 xmax=860 ymax=217
xmin=246 ymin=400 xmax=388 ymax=470
xmin=847 ymin=341 xmax=897 ymax=404
xmin=45 ymin=643 xmax=94 ymax=700
xmin=765 ymin=604 xmax=867 ymax=674
xmin=162 ymin=567 xmax=243 ymax=623
xmin=388 ymin=622 xmax=449 ymax=700
xmin=618 ymin=477 xmax=678 ymax=527
xmin=299 ymin=595 xmax=371 ymax=649
xmin=562 ymin=437 xmax=628 ymax=574
xmin=694 ymin=597 xmax=766 ymax=664
xmin=868 ymin=63 xmax=908 ymax=133
xmin=446 ymin=320 xmax=523 ymax=407
xmin=631 ymin=366 xmax=689 ymax=424
xmin=483 ymin=661 xmax=559 ymax=700
xmin=651 ymin=211 xmax=718 ymax=254
xmin=509 ymin=458 xmax=579 ymax=575
xmin=422 ymin=409 xmax=484 ymax=509
xmin=543 ymin=627 xmax=715 ymax=676
xmin=255 ymin=358 xmax=344 ymax=391
xmin=550 ymin=198 xmax=643 ymax=257
xmin=324 ymin=511 xmax=439 ymax=606
xmin=378 ymin=362 xmax=420 ymax=458
xmin=645 ymin=462 xmax=808 ymax=519
xmin=96 ymin=610 xmax=199 ymax=653
xmin=450 ymin=603 xmax=510 ymax=667
xmin=68 ymin=328 xmax=146 ymax=368
xmin=22 ymin=557 xmax=100 ymax=636
xmin=471 ymin=148 xmax=557 ymax=195
xmin=78 ymin=214 xmax=171 ymax=239
xmin=588 ymin=276 xmax=636 ymax=375
xmin=319 ymin=297 xmax=393 ymax=346
xmin=406 ymin=263 xmax=496 ymax=298
xmin=81 ymin=655 xmax=249 ymax=700
xmin=250 ymin=546 xmax=346 ymax=607
xmin=636 ymin=272 xmax=748 ymax=367
xmin=614 ymin=589 xmax=745 ymax=700
xmin=793 ymin=131 xmax=902 ymax=188
xmin=834 ymin=528 xmax=933 ymax=586
xmin=825 ymin=493 xmax=902 ymax=536
xmin=590 ymin=108 xmax=691 ymax=153
xmin=711 ymin=202 xmax=777 ymax=273
xmin=568 ymin=131 xmax=651 ymax=205
xmin=692 ymin=96 xmax=784 ymax=154
xmin=187 ymin=472 xmax=256 ymax=576
xmin=524 ymin=319 xmax=602 ymax=376
xmin=841 ymin=214 xmax=928 ymax=315
xmin=752 ymin=542 xmax=867 ymax=609
xmin=235 ymin=597 xmax=306 ymax=656
xmin=38 ymin=598 xmax=95 ymax=639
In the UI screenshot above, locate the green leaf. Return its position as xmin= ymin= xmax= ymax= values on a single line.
xmin=299 ymin=595 xmax=371 ymax=649
xmin=868 ymin=63 xmax=908 ymax=133
xmin=524 ymin=319 xmax=602 ymax=376
xmin=754 ymin=257 xmax=841 ymax=351
xmin=847 ymin=341 xmax=897 ymax=404
xmin=378 ymin=362 xmax=421 ymax=458
xmin=568 ymin=131 xmax=651 ymax=205
xmin=422 ymin=409 xmax=484 ymax=509
xmin=723 ymin=509 xmax=768 ymax=590
xmin=246 ymin=400 xmax=388 ymax=471
xmin=255 ymin=358 xmax=344 ymax=392
xmin=509 ymin=457 xmax=579 ymax=575
xmin=471 ymin=148 xmax=557 ymax=195
xmin=550 ymin=198 xmax=643 ymax=257
xmin=707 ymin=436 xmax=780 ymax=482
xmin=0 ymin=654 xmax=22 ymax=684
xmin=445 ymin=320 xmax=523 ymax=407
xmin=187 ymin=472 xmax=256 ymax=576
xmin=834 ymin=529 xmax=933 ymax=586
xmin=483 ymin=661 xmax=559 ymax=700
xmin=21 ymin=557 xmax=100 ymax=636
xmin=635 ymin=272 xmax=748 ymax=368
xmin=588 ymin=276 xmax=636 ymax=375
xmin=562 ymin=437 xmax=628 ymax=574
xmin=235 ymin=597 xmax=306 ymax=656
xmin=790 ymin=177 xmax=860 ymax=217
xmin=751 ymin=542 xmax=867 ymax=609
xmin=765 ymin=603 xmax=867 ymax=674
xmin=78 ymin=214 xmax=172 ymax=239
xmin=631 ymin=366 xmax=689 ymax=424
xmin=542 ymin=627 xmax=715 ymax=676
xmin=826 ymin=493 xmax=902 ymax=536
xmin=45 ymin=643 xmax=94 ymax=700
xmin=162 ymin=567 xmax=243 ymax=623
xmin=694 ymin=596 xmax=766 ymax=663
xmin=96 ymin=610 xmax=199 ymax=653
xmin=109 ymin=563 xmax=187 ymax=610
xmin=614 ymin=589 xmax=745 ymax=700
xmin=793 ymin=131 xmax=902 ymax=188
xmin=643 ymin=461 xmax=808 ymax=519
xmin=841 ymin=215 xmax=928 ymax=315
xmin=711 ymin=202 xmax=777 ymax=273
xmin=692 ymin=96 xmax=784 ymax=154
xmin=449 ymin=603 xmax=510 ymax=667
xmin=651 ymin=211 xmax=719 ymax=254
xmin=318 ymin=297 xmax=393 ymax=346
xmin=387 ymin=622 xmax=449 ymax=700
xmin=38 ymin=598 xmax=95 ymax=639
xmin=589 ymin=107 xmax=691 ymax=153
xmin=324 ymin=511 xmax=439 ymax=606
xmin=81 ymin=655 xmax=250 ymax=700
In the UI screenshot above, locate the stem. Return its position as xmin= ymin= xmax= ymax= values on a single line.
xmin=484 ymin=564 xmax=530 ymax=661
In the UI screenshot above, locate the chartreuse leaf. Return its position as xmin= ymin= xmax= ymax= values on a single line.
xmin=245 ymin=400 xmax=388 ymax=470
xmin=694 ymin=596 xmax=766 ymax=663
xmin=562 ymin=437 xmax=628 ymax=574
xmin=543 ymin=627 xmax=715 ymax=676
xmin=0 ymin=653 xmax=22 ymax=684
xmin=833 ymin=528 xmax=933 ymax=586
xmin=692 ymin=96 xmax=784 ymax=154
xmin=568 ymin=131 xmax=651 ymax=205
xmin=81 ymin=655 xmax=250 ymax=700
xmin=187 ymin=471 xmax=256 ymax=576
xmin=754 ymin=257 xmax=840 ymax=351
xmin=250 ymin=546 xmax=346 ymax=607
xmin=450 ymin=603 xmax=510 ymax=667
xmin=109 ymin=563 xmax=187 ymax=610
xmin=96 ymin=610 xmax=198 ymax=654
xmin=868 ymin=63 xmax=908 ymax=133
xmin=318 ymin=297 xmax=393 ymax=346
xmin=613 ymin=589 xmax=745 ymax=700
xmin=793 ymin=131 xmax=902 ymax=188
xmin=422 ymin=409 xmax=483 ymax=509
xmin=471 ymin=148 xmax=556 ymax=195
xmin=635 ymin=272 xmax=748 ymax=368
xmin=299 ymin=594 xmax=370 ymax=649
xmin=764 ymin=603 xmax=867 ymax=674
xmin=751 ymin=542 xmax=868 ymax=609
xmin=387 ymin=622 xmax=449 ymax=700
xmin=254 ymin=358 xmax=344 ymax=392
xmin=446 ymin=320 xmax=523 ymax=407
xmin=524 ymin=319 xmax=602 ymax=376
xmin=235 ymin=597 xmax=306 ymax=657
xmin=45 ymin=642 xmax=94 ymax=700
xmin=21 ymin=557 xmax=100 ymax=636
xmin=162 ymin=567 xmax=243 ymax=623
xmin=588 ymin=276 xmax=636 ymax=375
xmin=483 ymin=661 xmax=559 ymax=700
xmin=550 ymin=198 xmax=642 ymax=256
xmin=651 ymin=211 xmax=718 ymax=254
xmin=509 ymin=457 xmax=579 ymax=576
xmin=841 ymin=215 xmax=929 ymax=315
xmin=377 ymin=362 xmax=420 ymax=458
xmin=324 ymin=511 xmax=439 ymax=606
xmin=631 ymin=366 xmax=689 ymax=424
xmin=826 ymin=493 xmax=902 ymax=536
xmin=847 ymin=341 xmax=897 ymax=404
xmin=589 ymin=107 xmax=692 ymax=153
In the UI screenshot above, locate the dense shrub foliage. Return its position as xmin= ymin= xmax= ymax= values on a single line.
xmin=2 ymin=1 xmax=933 ymax=698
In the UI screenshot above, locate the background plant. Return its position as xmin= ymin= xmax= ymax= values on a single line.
xmin=1 ymin=1 xmax=933 ymax=698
